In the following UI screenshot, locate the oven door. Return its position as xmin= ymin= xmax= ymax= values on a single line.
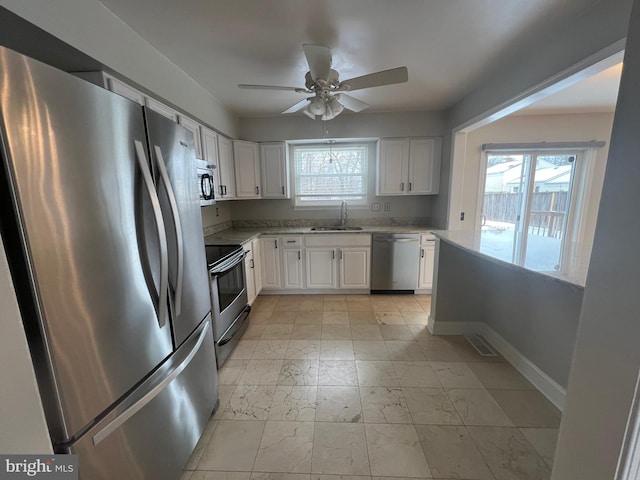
xmin=196 ymin=161 xmax=215 ymax=206
xmin=210 ymin=251 xmax=249 ymax=349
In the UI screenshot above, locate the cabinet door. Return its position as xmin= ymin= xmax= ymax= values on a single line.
xmin=418 ymin=241 xmax=435 ymax=290
xmin=259 ymin=237 xmax=281 ymax=289
xmin=145 ymin=97 xmax=178 ymax=122
xmin=252 ymin=237 xmax=263 ymax=295
xmin=408 ymin=138 xmax=439 ymax=194
xmin=217 ymin=135 xmax=236 ymax=199
xmin=283 ymin=249 xmax=304 ymax=289
xmin=339 ymin=247 xmax=371 ymax=289
xmin=377 ymin=139 xmax=409 ymax=195
xmin=233 ymin=141 xmax=261 ymax=198
xmin=201 ymin=127 xmax=221 ymax=200
xmin=178 ymin=116 xmax=203 ymax=160
xmin=244 ymin=247 xmax=256 ymax=305
xmin=260 ymin=142 xmax=288 ymax=198
xmin=106 ymin=76 xmax=145 ymax=105
xmin=305 ymin=248 xmax=338 ymax=289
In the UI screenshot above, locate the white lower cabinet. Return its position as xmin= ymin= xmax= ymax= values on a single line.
xmin=243 ymin=238 xmax=262 ymax=305
xmin=252 ymin=238 xmax=262 ymax=295
xmin=259 ymin=237 xmax=281 ymax=290
xmin=306 ymin=248 xmax=338 ymax=289
xmin=418 ymin=234 xmax=436 ymax=291
xmin=283 ymin=249 xmax=304 ymax=289
xmin=339 ymin=247 xmax=371 ymax=289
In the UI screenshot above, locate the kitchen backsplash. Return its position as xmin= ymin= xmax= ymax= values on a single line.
xmin=231 ymin=217 xmax=432 ymax=228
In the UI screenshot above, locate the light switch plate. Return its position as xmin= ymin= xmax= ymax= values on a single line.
xmin=371 ymin=203 xmax=380 ymax=212
xmin=384 ymin=202 xmax=391 ymax=211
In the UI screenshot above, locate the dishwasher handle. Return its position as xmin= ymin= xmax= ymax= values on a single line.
xmin=373 ymin=238 xmax=418 ymax=243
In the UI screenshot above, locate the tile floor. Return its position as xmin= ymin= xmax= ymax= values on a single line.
xmin=183 ymin=294 xmax=560 ymax=480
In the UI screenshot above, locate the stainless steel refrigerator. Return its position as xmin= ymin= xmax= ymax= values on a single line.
xmin=0 ymin=46 xmax=218 ymax=478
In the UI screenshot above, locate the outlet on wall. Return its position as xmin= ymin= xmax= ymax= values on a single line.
xmin=371 ymin=203 xmax=380 ymax=212
xmin=384 ymin=202 xmax=391 ymax=212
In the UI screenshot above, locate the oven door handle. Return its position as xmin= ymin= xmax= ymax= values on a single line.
xmin=209 ymin=250 xmax=246 ymax=275
xmin=217 ymin=306 xmax=251 ymax=346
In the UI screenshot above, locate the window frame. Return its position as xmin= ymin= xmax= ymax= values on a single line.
xmin=290 ymin=142 xmax=370 ymax=208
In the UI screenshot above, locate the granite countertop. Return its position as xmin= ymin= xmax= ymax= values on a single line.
xmin=204 ymin=225 xmax=436 ymax=245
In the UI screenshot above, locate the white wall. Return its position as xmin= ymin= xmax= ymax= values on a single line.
xmin=0 ymin=0 xmax=239 ymax=138
xmin=0 ymin=235 xmax=52 ymax=454
xmin=552 ymin=0 xmax=640 ymax=476
xmin=461 ymin=112 xmax=614 ymax=240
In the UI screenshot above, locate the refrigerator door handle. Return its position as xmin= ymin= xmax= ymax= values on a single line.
xmin=92 ymin=320 xmax=211 ymax=446
xmin=154 ymin=145 xmax=185 ymax=316
xmin=134 ymin=141 xmax=169 ymax=329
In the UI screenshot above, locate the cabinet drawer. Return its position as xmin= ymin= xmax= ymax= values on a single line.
xmin=305 ymin=234 xmax=371 ymax=247
xmin=420 ymin=233 xmax=436 ymax=244
xmin=281 ymin=236 xmax=302 ymax=247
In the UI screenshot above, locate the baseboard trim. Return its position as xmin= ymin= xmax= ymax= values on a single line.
xmin=428 ymin=318 xmax=566 ymax=411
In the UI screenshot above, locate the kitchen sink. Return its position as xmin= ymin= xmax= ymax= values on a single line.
xmin=310 ymin=226 xmax=363 ymax=231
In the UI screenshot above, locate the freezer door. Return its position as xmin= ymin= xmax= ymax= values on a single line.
xmin=68 ymin=317 xmax=218 ymax=480
xmin=0 ymin=47 xmax=173 ymax=441
xmin=145 ymin=108 xmax=212 ymax=347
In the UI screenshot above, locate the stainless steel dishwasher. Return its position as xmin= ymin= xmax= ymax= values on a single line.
xmin=371 ymin=233 xmax=420 ymax=292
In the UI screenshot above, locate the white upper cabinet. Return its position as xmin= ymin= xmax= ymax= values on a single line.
xmin=201 ymin=127 xmax=221 ymax=199
xmin=260 ymin=142 xmax=289 ymax=198
xmin=217 ymin=135 xmax=236 ymax=199
xmin=233 ymin=140 xmax=261 ymax=199
xmin=144 ymin=97 xmax=178 ymax=122
xmin=377 ymin=138 xmax=441 ymax=195
xmin=178 ymin=115 xmax=204 ymax=159
xmin=106 ymin=76 xmax=145 ymax=105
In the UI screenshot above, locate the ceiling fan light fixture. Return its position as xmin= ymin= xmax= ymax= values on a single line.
xmin=302 ymin=106 xmax=316 ymax=119
xmin=328 ymin=96 xmax=344 ymax=116
xmin=309 ymin=97 xmax=326 ymax=116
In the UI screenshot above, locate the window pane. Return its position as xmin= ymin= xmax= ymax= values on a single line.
xmin=523 ymin=154 xmax=576 ymax=271
xmin=480 ymin=154 xmax=529 ymax=263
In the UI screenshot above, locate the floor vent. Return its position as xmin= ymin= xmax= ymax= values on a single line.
xmin=465 ymin=334 xmax=498 ymax=357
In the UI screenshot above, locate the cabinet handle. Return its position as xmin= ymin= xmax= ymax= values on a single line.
xmin=331 ymin=250 xmax=335 ymax=260
xmin=297 ymin=251 xmax=301 ymax=260
xmin=250 ymin=258 xmax=254 ymax=269
xmin=409 ymin=182 xmax=412 ymax=191
xmin=421 ymin=248 xmax=424 ymax=258
xmin=281 ymin=186 xmax=285 ymax=195
xmin=275 ymin=239 xmax=278 ymax=249
xmin=256 ymin=186 xmax=259 ymax=195
xmin=219 ymin=185 xmax=224 ymax=196
xmin=401 ymin=182 xmax=404 ymax=191
xmin=340 ymin=250 xmax=343 ymax=260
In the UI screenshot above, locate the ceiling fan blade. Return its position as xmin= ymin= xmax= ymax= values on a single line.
xmin=238 ymin=84 xmax=303 ymax=92
xmin=303 ymin=44 xmax=332 ymax=82
xmin=341 ymin=66 xmax=408 ymax=91
xmin=337 ymin=94 xmax=369 ymax=113
xmin=282 ymin=98 xmax=310 ymax=114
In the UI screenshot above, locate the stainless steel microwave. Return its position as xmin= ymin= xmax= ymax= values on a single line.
xmin=196 ymin=159 xmax=215 ymax=206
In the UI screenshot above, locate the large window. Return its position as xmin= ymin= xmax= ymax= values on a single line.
xmin=480 ymin=150 xmax=581 ymax=272
xmin=293 ymin=143 xmax=368 ymax=207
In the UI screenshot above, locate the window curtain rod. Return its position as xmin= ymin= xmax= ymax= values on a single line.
xmin=482 ymin=140 xmax=606 ymax=152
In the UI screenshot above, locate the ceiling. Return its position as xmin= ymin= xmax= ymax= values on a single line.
xmin=98 ymin=0 xmax=606 ymax=118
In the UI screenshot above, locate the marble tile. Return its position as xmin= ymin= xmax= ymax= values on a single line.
xmin=197 ymin=420 xmax=265 ymax=471
xmin=320 ymin=341 xmax=355 ymax=360
xmin=323 ymin=312 xmax=350 ymax=325
xmin=403 ymin=388 xmax=462 ymax=425
xmin=447 ymin=389 xmax=513 ymax=426
xmin=379 ymin=325 xmax=414 ymax=340
xmin=238 ymin=360 xmax=284 ymax=385
xmin=365 ymin=424 xmax=431 ymax=478
xmin=262 ymin=325 xmax=294 ymax=340
xmin=278 ymin=360 xmax=320 ymax=386
xmin=401 ymin=312 xmax=429 ymax=325
xmin=356 ymin=361 xmax=399 ymax=387
xmin=415 ymin=425 xmax=494 ymax=480
xmin=468 ymin=426 xmax=551 ymax=480
xmin=315 ymin=386 xmax=362 ymax=423
xmin=268 ymin=386 xmax=317 ymax=421
xmin=468 ymin=363 xmax=534 ymax=390
xmin=394 ymin=301 xmax=424 ymax=314
xmin=300 ymin=298 xmax=325 ymax=312
xmin=218 ymin=360 xmax=249 ymax=385
xmin=384 ymin=341 xmax=427 ymax=361
xmin=286 ymin=340 xmax=322 ymax=360
xmin=350 ymin=325 xmax=383 ymax=340
xmin=242 ymin=325 xmax=267 ymax=340
xmin=318 ymin=361 xmax=358 ymax=386
xmin=359 ymin=387 xmax=413 ymax=424
xmin=269 ymin=310 xmax=298 ymax=325
xmin=431 ymin=362 xmax=485 ymax=389
xmin=406 ymin=325 xmax=432 ymax=342
xmin=221 ymin=385 xmax=276 ymax=420
xmin=374 ymin=312 xmax=405 ymax=325
xmin=184 ymin=418 xmax=218 ymax=469
xmin=312 ymin=423 xmax=371 ymax=475
xmin=346 ymin=300 xmax=373 ymax=312
xmin=253 ymin=474 xmax=310 ymax=480
xmin=296 ymin=311 xmax=324 ymax=324
xmin=275 ymin=296 xmax=302 ymax=311
xmin=251 ymin=310 xmax=273 ymax=325
xmin=251 ymin=340 xmax=289 ymax=360
xmin=370 ymin=300 xmax=399 ymax=313
xmin=212 ymin=385 xmax=236 ymax=420
xmin=489 ymin=390 xmax=561 ymax=428
xmin=311 ymin=475 xmax=369 ymax=480
xmin=253 ymin=421 xmax=314 ymax=473
xmin=353 ymin=341 xmax=390 ymax=361
xmin=191 ymin=473 xmax=252 ymax=480
xmin=181 ymin=471 xmax=193 ymax=480
xmin=392 ymin=362 xmax=441 ymax=388
xmin=348 ymin=312 xmax=378 ymax=325
xmin=291 ymin=324 xmax=323 ymax=340
xmin=519 ymin=428 xmax=559 ymax=468
xmin=324 ymin=295 xmax=346 ymax=302
xmin=322 ymin=325 xmax=352 ymax=340
xmin=324 ymin=301 xmax=348 ymax=312
xmin=419 ymin=342 xmax=464 ymax=362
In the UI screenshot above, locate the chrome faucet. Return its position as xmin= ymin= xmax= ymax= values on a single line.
xmin=340 ymin=200 xmax=348 ymax=226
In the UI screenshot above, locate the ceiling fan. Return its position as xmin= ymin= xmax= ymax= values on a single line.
xmin=238 ymin=44 xmax=408 ymax=121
